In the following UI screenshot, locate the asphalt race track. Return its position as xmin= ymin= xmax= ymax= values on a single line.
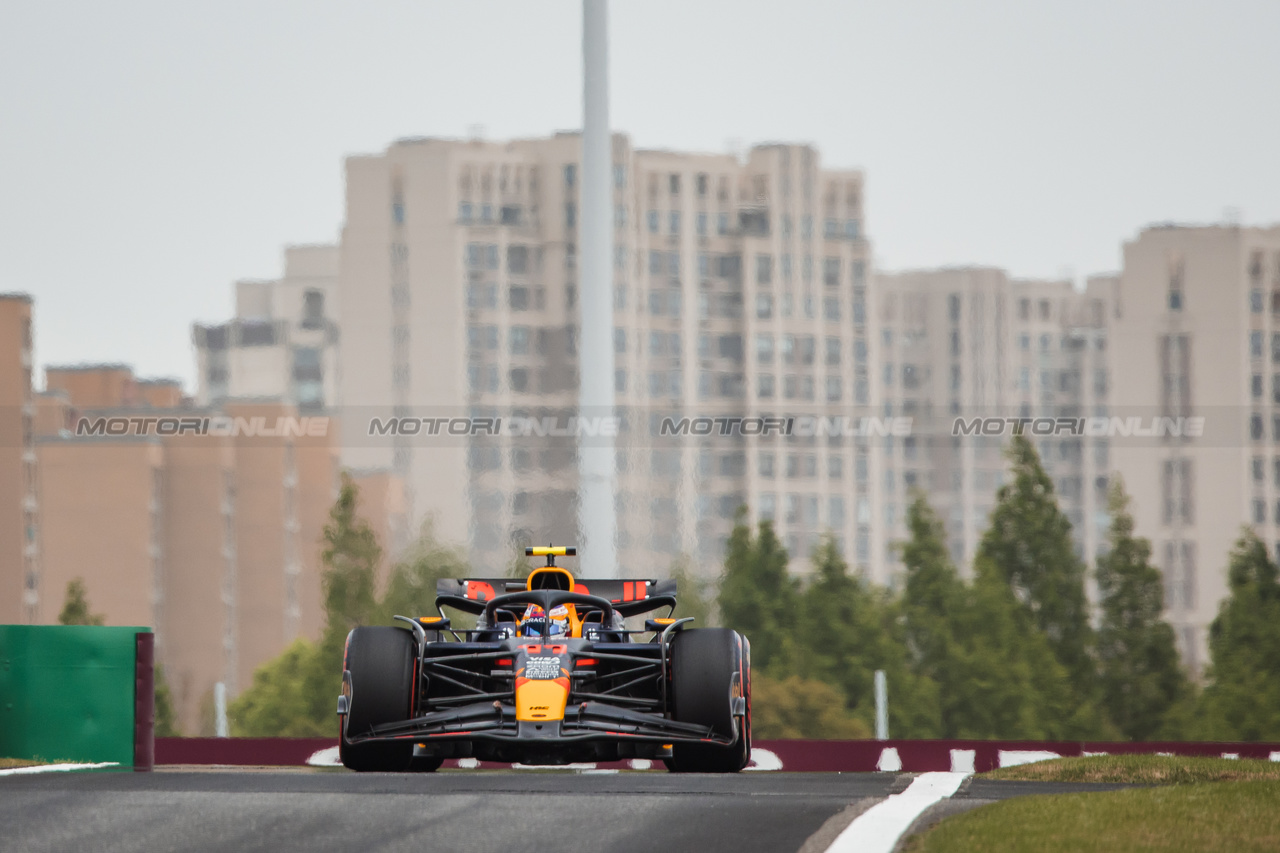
xmin=0 ymin=769 xmax=1129 ymax=853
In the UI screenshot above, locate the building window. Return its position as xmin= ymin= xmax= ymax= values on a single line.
xmin=509 ymin=326 xmax=530 ymax=355
xmin=758 ymin=373 xmax=775 ymax=398
xmin=564 ymin=164 xmax=576 ymax=187
xmin=1169 ymin=259 xmax=1184 ymax=311
xmin=1160 ymin=335 xmax=1191 ymax=417
xmin=759 ymin=453 xmax=775 ymax=478
xmin=302 ymin=290 xmax=325 ymax=328
xmin=669 ymin=211 xmax=681 ymax=233
xmin=1161 ymin=458 xmax=1194 ymax=525
xmin=613 ymin=164 xmax=626 ymax=188
xmin=756 ymin=255 xmax=773 ymax=285
xmin=507 ymin=244 xmax=530 ymax=274
xmin=756 ymin=294 xmax=773 ymax=319
xmin=823 ymin=257 xmax=840 ymax=286
xmin=948 ymin=293 xmax=961 ymax=322
xmin=754 ymin=334 xmax=774 ymax=364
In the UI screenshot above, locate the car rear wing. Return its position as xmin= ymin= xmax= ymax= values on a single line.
xmin=435 ymin=577 xmax=677 ymax=617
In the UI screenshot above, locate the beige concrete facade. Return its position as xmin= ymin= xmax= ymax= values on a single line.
xmin=873 ymin=269 xmax=1113 ymax=581
xmin=155 ymin=431 xmax=238 ymax=733
xmin=194 ymin=245 xmax=340 ymax=410
xmin=28 ymin=346 xmax=343 ymax=728
xmin=336 ymin=134 xmax=883 ymax=581
xmin=1111 ymin=224 xmax=1280 ymax=671
xmin=0 ymin=294 xmax=37 ymax=624
xmin=36 ymin=439 xmax=164 ymax=630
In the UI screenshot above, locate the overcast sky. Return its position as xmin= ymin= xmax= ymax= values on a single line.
xmin=2 ymin=0 xmax=1277 ymax=388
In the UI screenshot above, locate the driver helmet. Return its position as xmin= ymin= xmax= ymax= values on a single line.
xmin=520 ymin=603 xmax=569 ymax=637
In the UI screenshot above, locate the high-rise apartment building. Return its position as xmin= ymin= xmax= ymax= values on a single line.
xmin=194 ymin=244 xmax=340 ymax=410
xmin=1111 ymin=224 xmax=1280 ymax=671
xmin=874 ymin=269 xmax=1113 ymax=580
xmin=336 ymin=134 xmax=884 ymax=580
xmin=0 ymin=293 xmax=37 ymax=624
xmin=31 ymin=358 xmax=340 ymax=730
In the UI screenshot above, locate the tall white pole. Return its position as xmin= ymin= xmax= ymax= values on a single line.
xmin=578 ymin=0 xmax=618 ymax=578
xmin=874 ymin=670 xmax=888 ymax=740
xmin=214 ymin=681 xmax=229 ymax=738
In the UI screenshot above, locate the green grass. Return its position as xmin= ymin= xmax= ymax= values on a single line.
xmin=0 ymin=758 xmax=45 ymax=769
xmin=902 ymin=780 xmax=1280 ymax=853
xmin=984 ymin=754 xmax=1280 ymax=785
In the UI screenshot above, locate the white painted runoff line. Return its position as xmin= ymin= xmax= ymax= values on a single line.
xmin=0 ymin=762 xmax=119 ymax=777
xmin=825 ymin=771 xmax=970 ymax=853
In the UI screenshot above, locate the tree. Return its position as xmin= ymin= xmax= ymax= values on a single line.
xmin=718 ymin=510 xmax=800 ymax=674
xmin=800 ymin=535 xmax=940 ymax=738
xmin=977 ymin=435 xmax=1096 ymax=695
xmin=950 ymin=561 xmax=1085 ymax=739
xmin=751 ymin=675 xmax=871 ymax=740
xmin=57 ymin=578 xmax=104 ymax=626
xmin=1198 ymin=529 xmax=1280 ymax=740
xmin=320 ymin=472 xmax=382 ymax=637
xmin=229 ymin=640 xmax=331 ymax=737
xmin=900 ymin=493 xmax=1102 ymax=739
xmin=1095 ymin=478 xmax=1188 ymax=740
xmin=900 ymin=494 xmax=967 ymax=713
xmin=377 ymin=519 xmax=471 ymax=625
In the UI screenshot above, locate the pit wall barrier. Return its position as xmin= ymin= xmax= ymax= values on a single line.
xmin=155 ymin=738 xmax=1280 ymax=771
xmin=0 ymin=626 xmax=155 ymax=770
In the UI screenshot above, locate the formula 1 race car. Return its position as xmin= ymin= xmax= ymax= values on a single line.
xmin=337 ymin=546 xmax=751 ymax=773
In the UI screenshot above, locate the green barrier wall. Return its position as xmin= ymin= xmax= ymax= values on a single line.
xmin=0 ymin=625 xmax=149 ymax=766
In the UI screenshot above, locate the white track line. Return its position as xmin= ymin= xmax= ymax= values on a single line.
xmin=825 ymin=771 xmax=969 ymax=853
xmin=0 ymin=762 xmax=119 ymax=777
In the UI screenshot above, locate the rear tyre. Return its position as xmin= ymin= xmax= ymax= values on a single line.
xmin=666 ymin=628 xmax=751 ymax=773
xmin=339 ymin=626 xmax=432 ymax=772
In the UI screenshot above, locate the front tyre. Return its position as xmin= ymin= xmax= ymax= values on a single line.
xmin=666 ymin=628 xmax=751 ymax=773
xmin=339 ymin=626 xmax=438 ymax=772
